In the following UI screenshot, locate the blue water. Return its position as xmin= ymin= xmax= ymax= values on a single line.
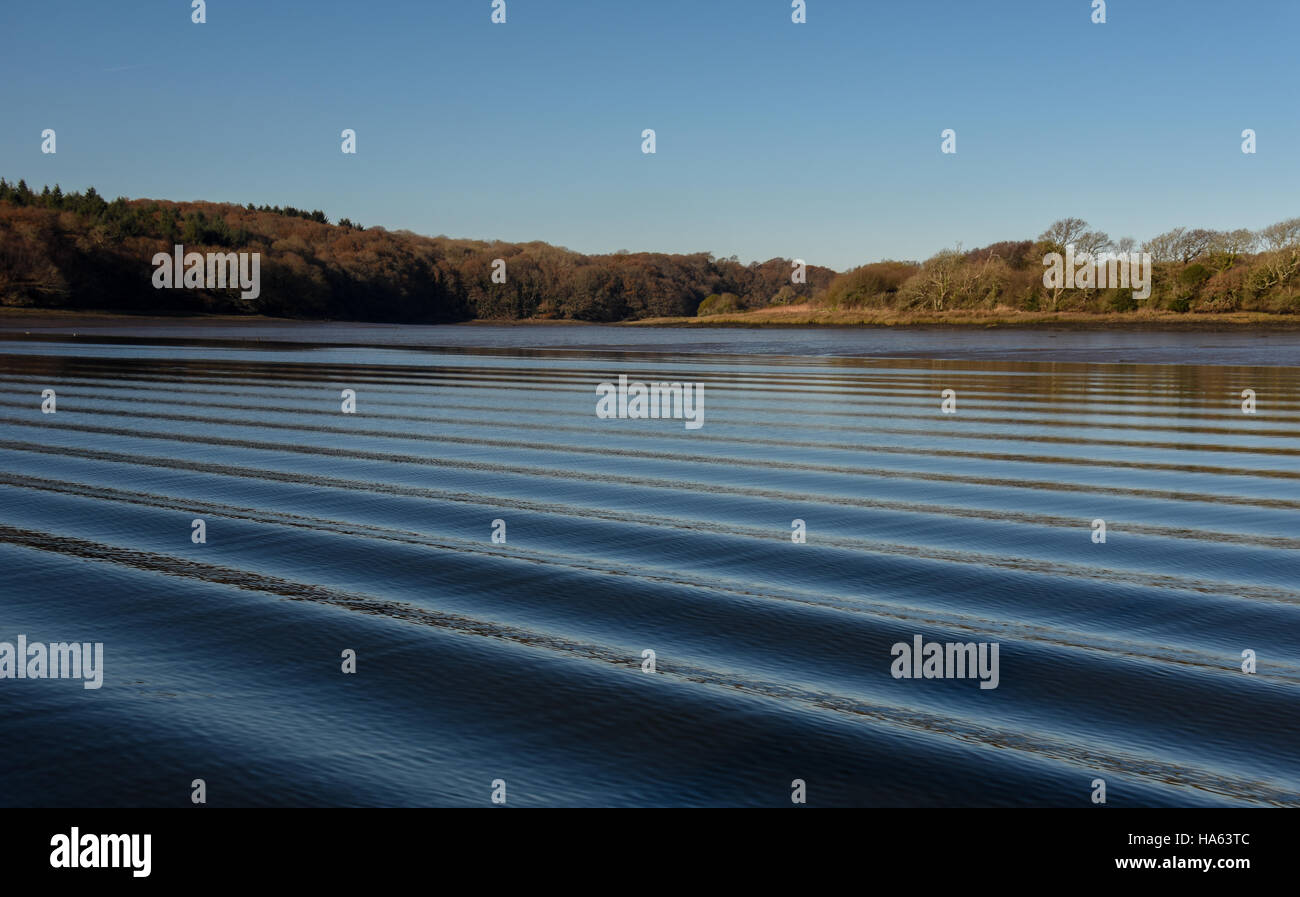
xmin=0 ymin=321 xmax=1297 ymax=806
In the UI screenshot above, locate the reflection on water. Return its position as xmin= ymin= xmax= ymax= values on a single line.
xmin=2 ymin=317 xmax=1298 ymax=365
xmin=0 ymin=326 xmax=1297 ymax=806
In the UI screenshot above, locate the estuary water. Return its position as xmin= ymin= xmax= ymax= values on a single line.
xmin=0 ymin=321 xmax=1297 ymax=806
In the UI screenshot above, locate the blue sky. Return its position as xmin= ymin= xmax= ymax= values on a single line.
xmin=2 ymin=0 xmax=1296 ymax=271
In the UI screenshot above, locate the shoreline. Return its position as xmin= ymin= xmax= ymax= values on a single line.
xmin=4 ymin=306 xmax=1298 ymax=368
xmin=618 ymin=304 xmax=1300 ymax=330
xmin=3 ymin=306 xmax=1300 ymax=332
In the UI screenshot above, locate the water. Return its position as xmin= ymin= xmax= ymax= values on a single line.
xmin=1 ymin=321 xmax=1297 ymax=807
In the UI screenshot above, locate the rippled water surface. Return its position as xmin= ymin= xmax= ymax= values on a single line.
xmin=1 ymin=322 xmax=1297 ymax=806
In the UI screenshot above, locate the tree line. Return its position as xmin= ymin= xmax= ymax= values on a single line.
xmin=1 ymin=179 xmax=1297 ymax=320
xmin=821 ymin=216 xmax=1300 ymax=316
xmin=0 ymin=179 xmax=834 ymax=321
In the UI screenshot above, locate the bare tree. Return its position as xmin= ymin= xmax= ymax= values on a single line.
xmin=1074 ymin=229 xmax=1113 ymax=258
xmin=1206 ymin=228 xmax=1258 ymax=268
xmin=1143 ymin=227 xmax=1186 ymax=263
xmin=921 ymin=248 xmax=964 ymax=311
xmin=1039 ymin=218 xmax=1110 ymax=262
xmin=1174 ymin=228 xmax=1216 ymax=263
xmin=1039 ymin=218 xmax=1090 ymax=248
xmin=1257 ymin=217 xmax=1300 ymax=251
xmin=1252 ymin=248 xmax=1300 ymax=290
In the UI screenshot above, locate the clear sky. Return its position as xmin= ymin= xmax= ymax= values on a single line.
xmin=2 ymin=0 xmax=1296 ymax=271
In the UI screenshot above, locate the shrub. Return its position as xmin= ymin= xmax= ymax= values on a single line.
xmin=696 ymin=293 xmax=742 ymax=316
xmin=821 ymin=261 xmax=918 ymax=309
xmin=1108 ymin=289 xmax=1138 ymax=312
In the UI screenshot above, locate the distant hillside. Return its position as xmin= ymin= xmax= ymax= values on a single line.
xmin=0 ymin=179 xmax=835 ymax=322
xmin=2 ymin=179 xmax=1297 ymax=322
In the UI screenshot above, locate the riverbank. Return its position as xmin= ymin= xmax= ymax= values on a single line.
xmin=4 ymin=305 xmax=1300 ymax=332
xmin=621 ymin=304 xmax=1300 ymax=329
